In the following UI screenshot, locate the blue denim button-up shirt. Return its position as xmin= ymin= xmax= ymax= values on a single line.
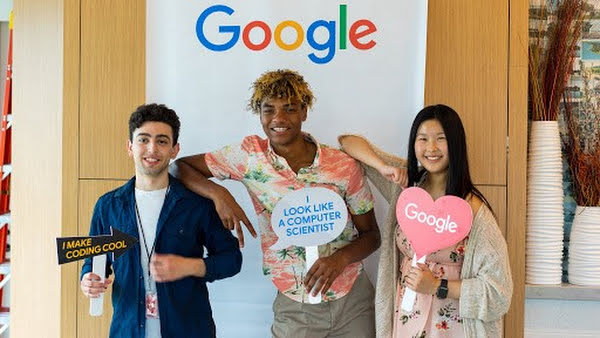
xmin=81 ymin=175 xmax=242 ymax=338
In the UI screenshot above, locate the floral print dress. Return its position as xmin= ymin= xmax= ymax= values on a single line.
xmin=393 ymin=225 xmax=468 ymax=338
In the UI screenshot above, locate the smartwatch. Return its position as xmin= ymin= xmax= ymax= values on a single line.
xmin=436 ymin=278 xmax=448 ymax=299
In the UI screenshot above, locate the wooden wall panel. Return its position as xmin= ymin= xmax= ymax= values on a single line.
xmin=506 ymin=66 xmax=527 ymax=338
xmin=13 ymin=0 xmax=146 ymax=337
xmin=62 ymin=0 xmax=80 ymax=336
xmin=476 ymin=185 xmax=507 ymax=237
xmin=79 ymin=0 xmax=145 ymax=179
xmin=425 ymin=0 xmax=509 ymax=186
xmin=78 ymin=0 xmax=145 ymax=336
xmin=426 ymin=0 xmax=526 ymax=336
xmin=11 ymin=0 xmax=64 ymax=336
xmin=77 ymin=180 xmax=126 ymax=338
xmin=506 ymin=0 xmax=529 ymax=336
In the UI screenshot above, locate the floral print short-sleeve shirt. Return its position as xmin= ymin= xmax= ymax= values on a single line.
xmin=205 ymin=134 xmax=374 ymax=303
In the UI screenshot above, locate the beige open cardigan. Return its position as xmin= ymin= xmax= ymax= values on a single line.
xmin=343 ymin=139 xmax=513 ymax=338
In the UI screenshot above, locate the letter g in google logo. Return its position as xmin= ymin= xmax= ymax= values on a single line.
xmin=195 ymin=4 xmax=377 ymax=64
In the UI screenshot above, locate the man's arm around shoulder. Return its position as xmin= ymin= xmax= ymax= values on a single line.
xmin=171 ymin=154 xmax=221 ymax=199
xmin=171 ymin=154 xmax=257 ymax=247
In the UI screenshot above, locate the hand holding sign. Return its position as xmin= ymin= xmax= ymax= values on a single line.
xmin=80 ymin=271 xmax=112 ymax=298
xmin=57 ymin=227 xmax=137 ymax=316
xmin=270 ymin=187 xmax=348 ymax=304
xmin=396 ymin=187 xmax=472 ymax=311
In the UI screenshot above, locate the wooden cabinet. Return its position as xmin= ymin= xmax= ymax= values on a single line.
xmin=425 ymin=1 xmax=528 ymax=336
xmin=425 ymin=0 xmax=509 ymax=186
xmin=79 ymin=0 xmax=144 ymax=179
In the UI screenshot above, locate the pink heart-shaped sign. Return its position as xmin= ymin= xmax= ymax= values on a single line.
xmin=396 ymin=187 xmax=472 ymax=259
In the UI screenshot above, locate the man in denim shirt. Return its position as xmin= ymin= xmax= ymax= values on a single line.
xmin=80 ymin=104 xmax=242 ymax=338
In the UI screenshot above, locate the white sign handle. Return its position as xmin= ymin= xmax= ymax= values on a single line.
xmin=305 ymin=245 xmax=321 ymax=304
xmin=401 ymin=253 xmax=427 ymax=312
xmin=90 ymin=254 xmax=107 ymax=316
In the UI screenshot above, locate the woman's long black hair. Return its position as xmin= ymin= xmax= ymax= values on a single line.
xmin=406 ymin=104 xmax=492 ymax=211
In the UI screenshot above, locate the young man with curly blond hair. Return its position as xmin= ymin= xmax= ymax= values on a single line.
xmin=173 ymin=69 xmax=379 ymax=337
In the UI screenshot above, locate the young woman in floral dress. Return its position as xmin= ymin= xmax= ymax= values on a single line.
xmin=339 ymin=104 xmax=512 ymax=338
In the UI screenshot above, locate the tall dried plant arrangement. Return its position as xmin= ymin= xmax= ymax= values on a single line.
xmin=529 ymin=0 xmax=585 ymax=121
xmin=563 ymin=66 xmax=600 ymax=207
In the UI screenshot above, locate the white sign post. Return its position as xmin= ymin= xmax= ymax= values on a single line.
xmin=90 ymin=254 xmax=107 ymax=316
xmin=304 ymin=246 xmax=321 ymax=304
xmin=401 ymin=254 xmax=426 ymax=312
xmin=270 ymin=187 xmax=348 ymax=304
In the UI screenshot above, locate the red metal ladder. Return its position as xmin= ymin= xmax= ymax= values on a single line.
xmin=0 ymin=11 xmax=13 ymax=336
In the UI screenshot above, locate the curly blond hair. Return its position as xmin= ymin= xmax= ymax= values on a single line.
xmin=248 ymin=69 xmax=315 ymax=114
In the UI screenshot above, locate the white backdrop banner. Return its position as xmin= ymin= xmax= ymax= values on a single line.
xmin=147 ymin=1 xmax=427 ymax=336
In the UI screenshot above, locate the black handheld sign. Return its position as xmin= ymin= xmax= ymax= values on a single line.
xmin=56 ymin=227 xmax=137 ymax=265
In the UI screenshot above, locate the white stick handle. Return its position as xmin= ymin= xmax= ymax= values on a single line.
xmin=305 ymin=246 xmax=321 ymax=304
xmin=401 ymin=254 xmax=427 ymax=312
xmin=90 ymin=254 xmax=107 ymax=316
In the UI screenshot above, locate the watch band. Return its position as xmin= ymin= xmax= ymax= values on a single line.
xmin=436 ymin=278 xmax=448 ymax=299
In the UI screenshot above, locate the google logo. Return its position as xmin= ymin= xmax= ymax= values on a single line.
xmin=404 ymin=203 xmax=458 ymax=234
xmin=195 ymin=4 xmax=377 ymax=64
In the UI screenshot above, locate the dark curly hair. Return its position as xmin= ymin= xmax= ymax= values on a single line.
xmin=248 ymin=69 xmax=315 ymax=114
xmin=128 ymin=103 xmax=181 ymax=144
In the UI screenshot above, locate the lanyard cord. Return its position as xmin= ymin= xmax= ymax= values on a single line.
xmin=135 ymin=201 xmax=157 ymax=270
xmin=134 ymin=185 xmax=170 ymax=287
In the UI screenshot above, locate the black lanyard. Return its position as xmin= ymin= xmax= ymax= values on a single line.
xmin=134 ymin=186 xmax=170 ymax=282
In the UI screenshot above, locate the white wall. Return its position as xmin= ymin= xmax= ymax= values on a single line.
xmin=147 ymin=1 xmax=428 ymax=337
xmin=145 ymin=2 xmax=600 ymax=337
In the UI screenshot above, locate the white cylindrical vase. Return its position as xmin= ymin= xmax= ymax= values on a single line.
xmin=526 ymin=121 xmax=564 ymax=285
xmin=568 ymin=206 xmax=600 ymax=286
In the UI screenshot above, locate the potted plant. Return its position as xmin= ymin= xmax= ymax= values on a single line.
xmin=563 ymin=57 xmax=600 ymax=286
xmin=527 ymin=0 xmax=585 ymax=285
